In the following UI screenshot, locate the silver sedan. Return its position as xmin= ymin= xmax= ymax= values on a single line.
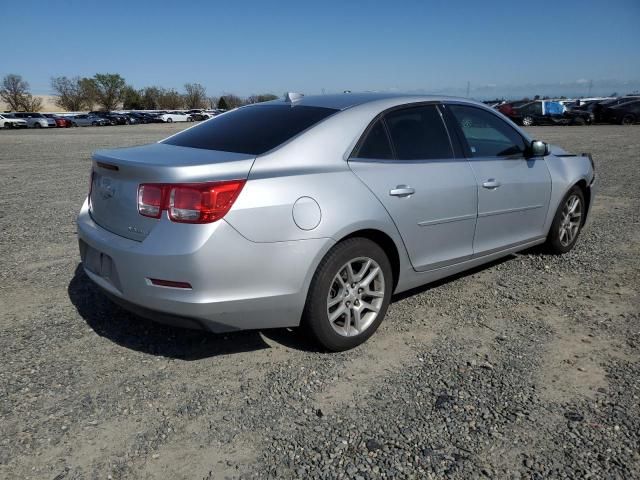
xmin=77 ymin=93 xmax=595 ymax=351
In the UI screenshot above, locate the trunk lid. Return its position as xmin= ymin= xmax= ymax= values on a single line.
xmin=89 ymin=143 xmax=255 ymax=241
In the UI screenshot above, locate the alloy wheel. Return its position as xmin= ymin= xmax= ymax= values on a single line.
xmin=326 ymin=257 xmax=385 ymax=337
xmin=559 ymin=194 xmax=582 ymax=247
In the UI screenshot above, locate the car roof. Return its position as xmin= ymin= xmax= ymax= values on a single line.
xmin=264 ymin=92 xmax=483 ymax=110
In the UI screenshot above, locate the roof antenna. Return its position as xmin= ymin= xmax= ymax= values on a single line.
xmin=284 ymin=92 xmax=304 ymax=103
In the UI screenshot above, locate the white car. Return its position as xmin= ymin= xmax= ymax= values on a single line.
xmin=0 ymin=114 xmax=28 ymax=129
xmin=158 ymin=111 xmax=194 ymax=123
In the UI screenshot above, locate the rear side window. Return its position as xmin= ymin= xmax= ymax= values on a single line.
xmin=353 ymin=119 xmax=393 ymax=159
xmin=448 ymin=104 xmax=527 ymax=158
xmin=163 ymin=104 xmax=338 ymax=155
xmin=384 ymin=105 xmax=453 ymax=160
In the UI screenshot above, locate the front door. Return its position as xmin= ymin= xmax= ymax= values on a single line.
xmin=445 ymin=104 xmax=552 ymax=255
xmin=348 ymin=104 xmax=478 ymax=271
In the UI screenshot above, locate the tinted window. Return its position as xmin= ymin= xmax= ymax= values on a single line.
xmin=449 ymin=105 xmax=527 ymax=157
xmin=163 ymin=104 xmax=337 ymax=155
xmin=353 ymin=119 xmax=393 ymax=159
xmin=384 ymin=105 xmax=453 ymax=160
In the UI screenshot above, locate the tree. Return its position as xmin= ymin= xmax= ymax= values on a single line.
xmin=1 ymin=74 xmax=31 ymax=111
xmin=87 ymin=73 xmax=126 ymax=111
xmin=218 ymin=94 xmax=243 ymax=109
xmin=20 ymin=94 xmax=43 ymax=112
xmin=183 ymin=83 xmax=207 ymax=109
xmin=51 ymin=76 xmax=92 ymax=111
xmin=141 ymin=86 xmax=162 ymax=110
xmin=246 ymin=93 xmax=278 ymax=104
xmin=217 ymin=96 xmax=228 ymax=110
xmin=207 ymin=96 xmax=219 ymax=109
xmin=122 ymin=86 xmax=144 ymax=110
xmin=157 ymin=88 xmax=184 ymax=109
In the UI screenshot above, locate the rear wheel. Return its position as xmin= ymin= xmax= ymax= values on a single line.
xmin=302 ymin=238 xmax=392 ymax=351
xmin=34 ymin=123 xmax=42 ymax=129
xmin=166 ymin=118 xmax=173 ymax=123
xmin=71 ymin=122 xmax=78 ymax=127
xmin=545 ymin=186 xmax=585 ymax=254
xmin=92 ymin=121 xmax=98 ymax=126
xmin=571 ymin=117 xmax=586 ymax=126
xmin=522 ymin=116 xmax=534 ymax=127
xmin=621 ymin=114 xmax=635 ymax=125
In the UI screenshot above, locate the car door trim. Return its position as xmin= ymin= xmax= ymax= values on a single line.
xmin=417 ymin=213 xmax=476 ymax=227
xmin=477 ymin=204 xmax=544 ymax=218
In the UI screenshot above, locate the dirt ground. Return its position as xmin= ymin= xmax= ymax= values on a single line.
xmin=0 ymin=124 xmax=638 ymax=479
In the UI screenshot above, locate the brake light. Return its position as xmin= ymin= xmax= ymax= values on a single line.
xmin=137 ymin=180 xmax=245 ymax=223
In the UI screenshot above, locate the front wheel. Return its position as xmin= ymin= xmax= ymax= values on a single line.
xmin=621 ymin=114 xmax=635 ymax=125
xmin=522 ymin=116 xmax=534 ymax=127
xmin=302 ymin=238 xmax=392 ymax=351
xmin=34 ymin=123 xmax=42 ymax=129
xmin=166 ymin=118 xmax=173 ymax=123
xmin=545 ymin=186 xmax=585 ymax=254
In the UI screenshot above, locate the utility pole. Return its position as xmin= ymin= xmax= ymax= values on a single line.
xmin=466 ymin=81 xmax=470 ymax=98
xmin=587 ymin=79 xmax=593 ymax=97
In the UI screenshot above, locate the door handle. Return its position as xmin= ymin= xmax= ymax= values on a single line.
xmin=389 ymin=186 xmax=415 ymax=197
xmin=482 ymin=179 xmax=501 ymax=189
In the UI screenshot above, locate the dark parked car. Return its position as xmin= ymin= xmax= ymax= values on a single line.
xmin=593 ymin=96 xmax=640 ymax=122
xmin=509 ymin=101 xmax=592 ymax=126
xmin=601 ymin=99 xmax=640 ymax=125
xmin=126 ymin=112 xmax=155 ymax=124
xmin=43 ymin=114 xmax=72 ymax=128
xmin=89 ymin=111 xmax=129 ymax=125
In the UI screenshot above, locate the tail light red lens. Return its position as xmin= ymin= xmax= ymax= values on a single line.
xmin=137 ymin=180 xmax=245 ymax=224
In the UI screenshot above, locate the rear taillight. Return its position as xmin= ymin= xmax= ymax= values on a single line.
xmin=137 ymin=180 xmax=245 ymax=224
xmin=138 ymin=184 xmax=164 ymax=218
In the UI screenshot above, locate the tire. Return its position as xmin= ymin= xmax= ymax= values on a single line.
xmin=34 ymin=123 xmax=42 ymax=129
xmin=621 ymin=114 xmax=635 ymax=126
xmin=522 ymin=116 xmax=534 ymax=127
xmin=571 ymin=117 xmax=586 ymax=126
xmin=301 ymin=238 xmax=393 ymax=351
xmin=92 ymin=121 xmax=98 ymax=126
xmin=4 ymin=122 xmax=12 ymax=129
xmin=71 ymin=122 xmax=78 ymax=127
xmin=166 ymin=118 xmax=173 ymax=123
xmin=545 ymin=186 xmax=585 ymax=254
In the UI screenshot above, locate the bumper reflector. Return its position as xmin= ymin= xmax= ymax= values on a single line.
xmin=148 ymin=278 xmax=192 ymax=289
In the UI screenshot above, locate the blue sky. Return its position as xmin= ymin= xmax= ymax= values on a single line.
xmin=2 ymin=0 xmax=639 ymax=99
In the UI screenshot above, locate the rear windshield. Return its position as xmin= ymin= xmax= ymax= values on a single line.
xmin=162 ymin=104 xmax=338 ymax=155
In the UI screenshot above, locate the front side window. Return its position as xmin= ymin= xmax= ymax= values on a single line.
xmin=448 ymin=105 xmax=527 ymax=158
xmin=384 ymin=105 xmax=453 ymax=160
xmin=163 ymin=104 xmax=338 ymax=155
xmin=352 ymin=119 xmax=393 ymax=159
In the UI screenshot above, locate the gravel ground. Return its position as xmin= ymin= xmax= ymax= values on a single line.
xmin=0 ymin=124 xmax=638 ymax=479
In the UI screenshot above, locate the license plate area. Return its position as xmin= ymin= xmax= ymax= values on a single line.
xmin=80 ymin=240 xmax=122 ymax=292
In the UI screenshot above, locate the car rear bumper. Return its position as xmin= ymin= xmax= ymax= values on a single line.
xmin=76 ymin=199 xmax=333 ymax=332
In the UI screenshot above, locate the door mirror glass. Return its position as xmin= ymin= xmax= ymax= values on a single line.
xmin=530 ymin=140 xmax=549 ymax=157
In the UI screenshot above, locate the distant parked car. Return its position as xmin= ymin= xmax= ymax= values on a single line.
xmin=126 ymin=112 xmax=155 ymax=124
xmin=186 ymin=110 xmax=211 ymax=121
xmin=158 ymin=111 xmax=194 ymax=123
xmin=0 ymin=113 xmax=28 ymax=129
xmin=510 ymin=101 xmax=592 ymax=126
xmin=497 ymin=100 xmax=531 ymax=117
xmin=593 ymin=96 xmax=640 ymax=123
xmin=11 ymin=112 xmax=56 ymax=128
xmin=601 ymin=99 xmax=640 ymax=125
xmin=43 ymin=114 xmax=72 ymax=128
xmin=70 ymin=114 xmax=109 ymax=127
xmin=89 ymin=111 xmax=129 ymax=125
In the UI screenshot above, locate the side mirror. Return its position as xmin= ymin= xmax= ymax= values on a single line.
xmin=530 ymin=140 xmax=549 ymax=157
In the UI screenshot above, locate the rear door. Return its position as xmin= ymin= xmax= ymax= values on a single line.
xmin=348 ymin=104 xmax=478 ymax=271
xmin=444 ymin=103 xmax=551 ymax=255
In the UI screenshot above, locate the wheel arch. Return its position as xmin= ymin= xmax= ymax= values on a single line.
xmin=336 ymin=228 xmax=401 ymax=291
xmin=574 ymin=179 xmax=591 ymax=226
